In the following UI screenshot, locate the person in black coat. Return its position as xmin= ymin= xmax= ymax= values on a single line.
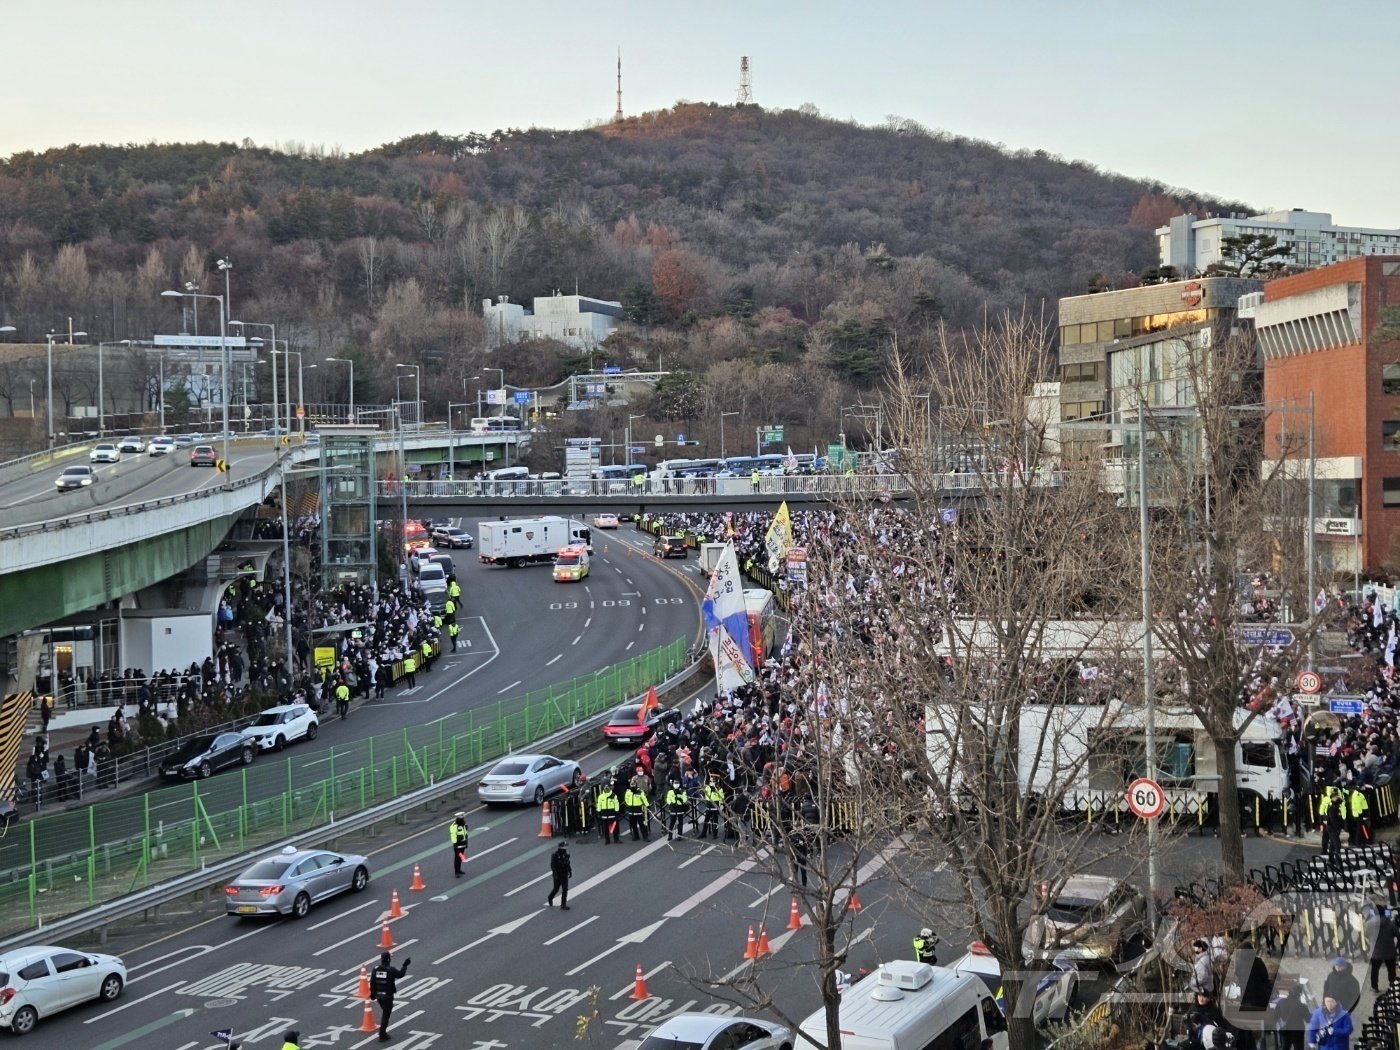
xmin=546 ymin=843 xmax=572 ymax=910
xmin=1369 ymin=906 xmax=1399 ymax=991
xmin=1322 ymin=957 xmax=1361 ymax=1015
xmin=1269 ymin=982 xmax=1311 ymax=1050
xmin=370 ymin=950 xmax=410 ymax=1041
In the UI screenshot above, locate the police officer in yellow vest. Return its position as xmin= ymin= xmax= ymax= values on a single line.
xmin=1349 ymin=784 xmax=1371 ymax=845
xmin=443 ymin=597 xmax=456 ymax=622
xmin=420 ymin=638 xmax=433 ymax=673
xmin=432 ymin=612 xmax=442 ymax=631
xmin=913 ymin=927 xmax=939 ymax=964
xmin=401 ymin=651 xmax=417 ymax=688
xmin=448 ymin=578 xmax=461 ymax=601
xmin=1319 ymin=783 xmax=1346 ymax=863
xmin=449 ymin=811 xmax=469 ymax=877
xmin=701 ymin=776 xmax=724 ymax=840
xmin=448 ymin=620 xmax=460 ymax=652
xmin=751 ymin=469 xmax=761 ymax=492
xmin=624 ymin=785 xmax=650 ymax=842
xmin=334 ymin=679 xmax=351 ymax=719
xmin=595 ymin=786 xmax=621 ymax=843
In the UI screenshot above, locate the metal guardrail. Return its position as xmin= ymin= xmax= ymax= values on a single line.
xmin=0 ymin=644 xmax=699 ymax=953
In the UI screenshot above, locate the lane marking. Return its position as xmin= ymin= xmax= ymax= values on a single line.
xmin=625 ymin=642 xmax=634 ymax=651
xmin=546 ymin=654 xmax=561 ymax=666
xmin=664 ymin=850 xmax=769 ymax=919
xmin=679 ymin=844 xmax=718 ymax=869
xmin=504 ymin=871 xmax=552 ymax=897
xmin=350 ymin=1009 xmax=422 ymax=1049
xmin=85 ymin=980 xmax=185 ymax=1021
xmin=308 ymin=898 xmax=381 ymax=929
xmin=584 ymin=617 xmax=592 ymax=628
xmin=544 ymin=914 xmax=599 ymax=945
xmin=497 ymin=680 xmax=522 ymax=694
xmin=572 ymin=635 xmax=582 ymax=645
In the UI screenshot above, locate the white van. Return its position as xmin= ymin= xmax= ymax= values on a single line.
xmin=799 ymin=961 xmax=1008 ymax=1050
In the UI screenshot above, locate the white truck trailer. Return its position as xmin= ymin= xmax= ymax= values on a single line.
xmin=477 ymin=516 xmax=593 ymax=567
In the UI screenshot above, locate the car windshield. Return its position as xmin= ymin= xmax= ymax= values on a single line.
xmin=251 ymin=712 xmax=284 ymax=727
xmin=557 ymin=553 xmax=581 ymax=565
xmin=637 ymin=1037 xmax=705 ymax=1050
xmin=174 ymin=737 xmax=215 ymax=758
xmin=241 ymin=859 xmax=291 ymax=880
xmin=1046 ymin=897 xmax=1107 ymax=924
xmin=608 ymin=708 xmax=642 ymax=725
xmin=491 ymin=761 xmax=529 ymax=776
xmin=64 ymin=467 xmax=88 ymax=475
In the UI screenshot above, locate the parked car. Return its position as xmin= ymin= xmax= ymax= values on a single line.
xmin=116 ymin=436 xmax=145 ymax=454
xmin=602 ymin=702 xmax=679 ymax=747
xmin=653 ymin=535 xmax=688 ymax=559
xmin=159 ymin=732 xmax=255 ymax=779
xmin=190 ymin=444 xmax=217 ymax=467
xmin=241 ymin=704 xmax=319 ymax=752
xmin=89 ymin=443 xmax=119 ymax=464
xmin=225 ymin=846 xmax=370 ymax=919
xmin=415 ymin=564 xmax=448 ymax=608
xmin=592 ymin=512 xmax=620 ymax=529
xmin=1022 ymin=874 xmax=1150 ymax=965
xmin=632 ymin=1013 xmax=791 ymax=1050
xmin=431 ymin=525 xmax=473 ymax=549
xmin=0 ymin=945 xmax=126 ymax=1034
xmin=55 ymin=465 xmax=95 ymax=490
xmin=148 ymin=436 xmax=176 ymax=456
xmin=477 ymin=754 xmax=582 ymax=805
xmin=410 ymin=547 xmax=441 ymax=573
xmin=950 ymin=942 xmax=1079 ymax=1026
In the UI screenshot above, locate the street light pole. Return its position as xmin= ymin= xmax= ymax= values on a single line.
xmin=229 ymin=321 xmax=277 ymax=442
xmin=1136 ymin=408 xmax=1160 ymax=932
xmin=162 ymin=288 xmax=229 ymax=484
xmin=45 ymin=329 xmax=88 ymax=448
xmin=397 ymin=364 xmax=422 ymax=427
xmin=96 ymin=341 xmax=106 ymax=437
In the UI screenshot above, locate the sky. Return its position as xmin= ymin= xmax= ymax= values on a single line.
xmin=7 ymin=0 xmax=1398 ymax=228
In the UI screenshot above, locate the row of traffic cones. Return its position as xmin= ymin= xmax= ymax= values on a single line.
xmin=358 ymin=871 xmax=427 ymax=1031
xmin=740 ymin=892 xmax=861 ymax=959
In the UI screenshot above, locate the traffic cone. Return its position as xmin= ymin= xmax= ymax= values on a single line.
xmin=410 ymin=864 xmax=426 ymax=891
xmin=787 ymin=897 xmax=804 ymax=930
xmin=358 ymin=1000 xmax=378 ymax=1032
xmin=849 ymin=888 xmax=863 ymax=912
xmin=743 ymin=925 xmax=757 ymax=960
xmin=538 ymin=801 xmax=553 ymax=837
xmin=757 ymin=924 xmax=772 ymax=956
xmin=631 ymin=963 xmax=650 ymax=1001
xmin=357 ymin=966 xmax=370 ymax=999
xmin=378 ymin=922 xmax=396 ymax=949
xmin=389 ymin=889 xmax=404 ymax=919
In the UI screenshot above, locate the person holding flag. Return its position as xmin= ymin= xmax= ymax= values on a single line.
xmin=765 ymin=501 xmax=794 ymax=573
xmin=702 ymin=542 xmax=756 ymax=693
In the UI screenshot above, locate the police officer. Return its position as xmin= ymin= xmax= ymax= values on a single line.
xmin=334 ymin=678 xmax=351 ymax=720
xmin=449 ymin=811 xmax=469 ymax=876
xmin=624 ymin=783 xmax=650 ymax=841
xmin=913 ymin=927 xmax=939 ymax=964
xmin=401 ymin=651 xmax=417 ymax=688
xmin=751 ymin=469 xmax=761 ymax=492
xmin=443 ymin=596 xmax=457 ymax=622
xmin=447 ymin=620 xmax=460 ymax=651
xmin=665 ymin=779 xmax=688 ymax=841
xmin=546 ymin=842 xmax=572 ymax=909
xmin=701 ymin=775 xmax=724 ymax=840
xmin=420 ymin=638 xmax=434 ymax=674
xmin=1349 ymin=783 xmax=1370 ymax=845
xmin=448 ymin=577 xmax=461 ymax=602
xmin=595 ymin=784 xmax=621 ymax=843
xmin=1319 ymin=783 xmax=1346 ymax=864
xmin=370 ymin=950 xmax=410 ymax=1041
xmin=280 ymin=1031 xmax=300 ymax=1050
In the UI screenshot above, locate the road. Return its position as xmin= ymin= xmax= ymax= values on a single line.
xmin=1 ymin=523 xmax=701 ymax=880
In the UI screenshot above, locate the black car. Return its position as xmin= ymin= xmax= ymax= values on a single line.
xmin=159 ymin=732 xmax=255 ymax=779
xmin=654 ymin=535 xmax=688 ymax=559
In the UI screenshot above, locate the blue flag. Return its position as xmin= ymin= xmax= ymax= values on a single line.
xmin=212 ymin=1031 xmax=232 ymax=1046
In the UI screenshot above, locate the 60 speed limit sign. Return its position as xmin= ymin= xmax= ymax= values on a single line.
xmin=1126 ymin=777 xmax=1166 ymax=820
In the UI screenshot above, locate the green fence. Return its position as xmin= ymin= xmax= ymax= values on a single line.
xmin=0 ymin=637 xmax=687 ymax=937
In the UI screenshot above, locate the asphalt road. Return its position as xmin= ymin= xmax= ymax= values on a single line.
xmin=2 ymin=523 xmax=701 ymax=878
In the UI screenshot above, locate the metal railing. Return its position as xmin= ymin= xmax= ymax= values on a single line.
xmin=0 ymin=637 xmax=686 ymax=938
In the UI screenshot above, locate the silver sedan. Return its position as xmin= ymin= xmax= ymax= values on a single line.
xmin=478 ymin=753 xmax=582 ymax=805
xmin=225 ymin=846 xmax=370 ymax=919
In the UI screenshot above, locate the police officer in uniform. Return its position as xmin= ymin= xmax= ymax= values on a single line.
xmin=595 ymin=784 xmax=621 ymax=843
xmin=624 ymin=783 xmax=650 ymax=841
xmin=913 ymin=927 xmax=939 ymax=964
xmin=371 ymin=950 xmax=410 ymax=1041
xmin=335 ymin=678 xmax=351 ymax=719
xmin=420 ymin=638 xmax=434 ymax=674
xmin=1319 ymin=783 xmax=1346 ymax=864
xmin=1349 ymin=783 xmax=1371 ymax=845
xmin=449 ymin=811 xmax=469 ymax=876
xmin=280 ymin=1031 xmax=299 ymax=1050
xmin=701 ymin=775 xmax=724 ymax=840
xmin=665 ymin=779 xmax=688 ymax=841
xmin=546 ymin=842 xmax=572 ymax=909
xmin=401 ymin=650 xmax=417 ymax=689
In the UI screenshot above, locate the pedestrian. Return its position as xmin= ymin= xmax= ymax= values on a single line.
xmin=913 ymin=927 xmax=939 ymax=964
xmin=401 ymin=651 xmax=417 ymax=688
xmin=1370 ymin=906 xmax=1399 ymax=991
xmin=449 ymin=811 xmax=469 ymax=877
xmin=624 ymin=782 xmax=650 ymax=842
xmin=1322 ymin=957 xmax=1361 ymax=1015
xmin=280 ymin=1031 xmax=300 ymax=1050
xmin=370 ymin=950 xmax=410 ymax=1041
xmin=1189 ymin=938 xmax=1217 ymax=997
xmin=791 ymin=830 xmax=811 ymax=889
xmin=1305 ymin=993 xmax=1353 ymax=1050
xmin=665 ymin=779 xmax=688 ymax=840
xmin=1319 ymin=784 xmax=1346 ymax=865
xmin=700 ymin=775 xmax=724 ymax=840
xmin=1270 ymin=981 xmax=1311 ymax=1050
xmin=595 ymin=784 xmax=621 ymax=843
xmin=335 ymin=678 xmax=351 ymax=719
xmin=546 ymin=842 xmax=572 ymax=910
xmin=40 ymin=695 xmax=52 ymax=732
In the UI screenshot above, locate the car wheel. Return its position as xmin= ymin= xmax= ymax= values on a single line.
xmin=351 ymin=865 xmax=369 ymax=892
xmin=533 ymin=785 xmax=546 ymax=805
xmin=292 ymin=892 xmax=311 ymax=919
xmin=306 ymin=722 xmax=318 ymax=741
xmin=240 ymin=746 xmax=254 ymax=766
xmin=273 ymin=735 xmax=286 ymax=752
xmin=570 ymin=769 xmax=582 ymax=788
xmin=99 ymin=974 xmax=124 ymax=1001
xmin=10 ymin=1005 xmax=37 ymax=1035
xmin=199 ymin=761 xmax=213 ymax=779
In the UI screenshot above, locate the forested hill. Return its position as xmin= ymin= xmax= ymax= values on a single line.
xmin=0 ymin=103 xmax=1244 ymax=385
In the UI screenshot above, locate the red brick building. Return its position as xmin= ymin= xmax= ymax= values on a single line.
xmin=1256 ymin=257 xmax=1400 ymax=571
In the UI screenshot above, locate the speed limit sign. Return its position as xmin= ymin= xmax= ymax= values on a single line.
xmin=1297 ymin=671 xmax=1322 ymax=695
xmin=1126 ymin=777 xmax=1166 ymax=820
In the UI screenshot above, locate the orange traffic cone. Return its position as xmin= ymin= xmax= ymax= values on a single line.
xmin=389 ymin=889 xmax=403 ymax=919
xmin=357 ymin=966 xmax=370 ymax=999
xmin=358 ymin=1000 xmax=378 ymax=1032
xmin=378 ymin=922 xmax=396 ymax=949
xmin=756 ymin=924 xmax=772 ymax=956
xmin=849 ymin=888 xmax=863 ymax=912
xmin=631 ymin=964 xmax=650 ymax=1001
xmin=410 ymin=864 xmax=426 ymax=892
xmin=787 ymin=897 xmax=804 ymax=930
xmin=538 ymin=801 xmax=553 ymax=837
xmin=743 ymin=925 xmax=757 ymax=960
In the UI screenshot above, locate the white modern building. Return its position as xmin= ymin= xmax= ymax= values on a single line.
xmin=482 ymin=293 xmax=623 ymax=350
xmin=1156 ymin=209 xmax=1400 ymax=274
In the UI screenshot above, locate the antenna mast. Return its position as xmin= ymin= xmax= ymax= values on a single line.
xmin=736 ymin=56 xmax=752 ymax=105
xmin=614 ymin=48 xmax=624 ymax=122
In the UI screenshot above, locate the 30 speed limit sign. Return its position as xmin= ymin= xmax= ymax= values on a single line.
xmin=1297 ymin=671 xmax=1323 ymax=694
xmin=1126 ymin=777 xmax=1166 ymax=820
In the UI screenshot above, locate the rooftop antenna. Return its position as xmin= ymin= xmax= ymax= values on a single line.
xmin=737 ymin=56 xmax=752 ymax=105
xmin=614 ymin=48 xmax=624 ymax=122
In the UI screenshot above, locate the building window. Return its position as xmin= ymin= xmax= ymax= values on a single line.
xmin=1062 ymin=400 xmax=1106 ymax=422
xmin=1385 ymin=478 xmax=1400 ymax=508
xmin=1384 ymin=364 xmax=1400 ymax=395
xmin=1386 ymin=422 xmax=1400 ymax=451
xmin=1061 ymin=362 xmax=1104 ymax=384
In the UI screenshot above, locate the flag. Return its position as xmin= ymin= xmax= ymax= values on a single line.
xmin=724 ymin=511 xmax=735 ymax=538
xmin=1314 ymin=588 xmax=1327 ymax=615
xmin=765 ymin=501 xmax=794 ymax=573
xmin=1387 ymin=624 xmax=1397 ymax=668
xmin=637 ymin=685 xmax=659 ymax=724
xmin=784 ymin=445 xmax=799 ymax=473
xmin=702 ymin=542 xmax=755 ymax=692
xmin=211 ymin=1032 xmax=233 ymax=1047
xmin=1375 ymin=600 xmax=1385 ymax=629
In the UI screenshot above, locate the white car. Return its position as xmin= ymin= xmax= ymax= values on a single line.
xmin=116 ymin=436 xmax=145 ymax=454
xmin=629 ymin=1013 xmax=791 ymax=1050
xmin=950 ymin=942 xmax=1079 ymax=1026
xmin=241 ymin=704 xmax=319 ymax=752
xmin=478 ymin=754 xmax=582 ymax=805
xmin=89 ymin=443 xmax=119 ymax=464
xmin=0 ymin=945 xmax=126 ymax=1034
xmin=148 ymin=436 xmax=176 ymax=456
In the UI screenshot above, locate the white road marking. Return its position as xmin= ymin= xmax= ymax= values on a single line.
xmin=544 ymin=914 xmax=599 ymax=945
xmin=679 ymin=845 xmax=718 ymax=869
xmin=664 ymin=850 xmax=770 ymax=919
xmin=546 ymin=654 xmax=562 ymax=666
xmin=748 ymin=886 xmax=781 ymax=909
xmin=504 ymin=871 xmax=552 ymax=897
xmin=350 ymin=1009 xmax=422 ymax=1048
xmin=625 ymin=642 xmax=634 ymax=650
xmin=308 ymin=898 xmax=381 ymax=929
xmin=85 ymin=980 xmax=184 ymax=1021
xmin=572 ymin=635 xmax=582 ymax=645
xmin=313 ymin=911 xmax=417 ymax=957
xmin=127 ymin=922 xmax=274 ymax=984
xmin=584 ymin=617 xmax=592 ymax=628
xmin=433 ymin=913 xmax=537 ymax=965
xmin=127 ymin=946 xmax=205 ymax=973
xmin=497 ymin=680 xmax=522 ymax=694
xmin=637 ymin=623 xmax=644 ymax=631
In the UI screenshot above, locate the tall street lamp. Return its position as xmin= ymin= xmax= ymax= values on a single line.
xmin=326 ymin=357 xmax=354 ymax=422
xmin=397 ymin=363 xmax=422 ymax=427
xmin=275 ymin=345 xmax=303 ymax=436
xmin=625 ymin=414 xmax=644 ymax=468
xmin=229 ymin=321 xmax=277 ymax=441
xmin=45 ymin=329 xmax=88 ymax=448
xmin=720 ymin=410 xmax=740 ymax=462
xmin=162 ymin=287 xmax=229 ymax=486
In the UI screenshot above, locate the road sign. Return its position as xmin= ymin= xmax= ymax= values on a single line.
xmin=629 ymin=446 xmax=645 ymax=455
xmin=676 ymin=433 xmax=685 ymax=443
xmin=762 ymin=426 xmax=784 ymax=444
xmin=513 ymin=391 xmax=531 ymax=404
xmin=1297 ymin=670 xmax=1323 ymax=694
xmin=654 ymin=434 xmax=664 ymax=447
xmin=1237 ymin=625 xmax=1297 ymax=648
xmin=1329 ymin=697 xmax=1364 ymax=715
xmin=1125 ymin=777 xmax=1166 ymax=820
xmin=939 ymin=508 xmax=958 ymax=525
xmin=602 ymin=365 xmax=622 ymax=374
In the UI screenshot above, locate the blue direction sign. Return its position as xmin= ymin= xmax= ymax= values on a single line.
xmin=602 ymin=365 xmax=622 ymax=374
xmin=513 ymin=391 xmax=532 ymax=404
xmin=1329 ymin=697 xmax=1364 ymax=716
xmin=1238 ymin=625 xmax=1296 ymax=647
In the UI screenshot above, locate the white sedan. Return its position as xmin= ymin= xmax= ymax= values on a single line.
xmin=116 ymin=436 xmax=145 ymax=453
xmin=478 ymin=754 xmax=582 ymax=805
xmin=629 ymin=1013 xmax=791 ymax=1050
xmin=0 ymin=945 xmax=125 ymax=1034
xmin=89 ymin=443 xmax=119 ymax=463
xmin=148 ymin=436 xmax=176 ymax=456
xmin=241 ymin=704 xmax=319 ymax=752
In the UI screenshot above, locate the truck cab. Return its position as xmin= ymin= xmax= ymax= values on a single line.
xmin=553 ymin=545 xmax=590 ymax=582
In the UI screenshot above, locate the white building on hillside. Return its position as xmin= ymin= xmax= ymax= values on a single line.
xmin=482 ymin=293 xmax=623 ymax=349
xmin=1156 ymin=209 xmax=1400 ymax=274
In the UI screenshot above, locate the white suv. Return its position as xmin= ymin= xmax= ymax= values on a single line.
xmin=148 ymin=436 xmax=177 ymax=456
xmin=240 ymin=704 xmax=319 ymax=752
xmin=89 ymin=443 xmax=119 ymax=464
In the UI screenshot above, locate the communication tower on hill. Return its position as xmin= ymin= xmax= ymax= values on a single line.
xmin=737 ymin=56 xmax=753 ymax=105
xmin=614 ymin=48 xmax=624 ymax=122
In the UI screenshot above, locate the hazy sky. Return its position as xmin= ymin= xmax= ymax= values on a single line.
xmin=9 ymin=0 xmax=1397 ymax=227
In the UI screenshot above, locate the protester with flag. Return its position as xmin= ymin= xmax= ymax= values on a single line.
xmin=765 ymin=501 xmax=794 ymax=573
xmin=702 ymin=542 xmax=756 ymax=693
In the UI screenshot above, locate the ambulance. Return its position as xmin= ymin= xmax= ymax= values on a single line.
xmin=552 ymin=545 xmax=591 ymax=582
